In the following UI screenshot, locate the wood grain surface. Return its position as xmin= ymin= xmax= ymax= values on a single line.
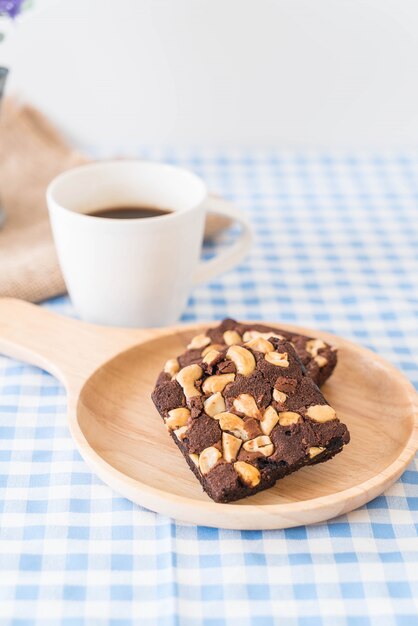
xmin=0 ymin=298 xmax=417 ymax=529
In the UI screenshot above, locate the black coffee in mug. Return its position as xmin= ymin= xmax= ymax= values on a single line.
xmin=87 ymin=206 xmax=172 ymax=219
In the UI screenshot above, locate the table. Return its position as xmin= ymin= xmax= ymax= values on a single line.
xmin=0 ymin=151 xmax=417 ymax=625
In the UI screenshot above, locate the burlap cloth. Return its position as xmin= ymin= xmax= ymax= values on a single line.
xmin=0 ymin=99 xmax=229 ymax=303
xmin=0 ymin=99 xmax=86 ymax=301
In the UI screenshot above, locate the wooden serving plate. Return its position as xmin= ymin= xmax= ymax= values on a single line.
xmin=0 ymin=298 xmax=417 ymax=530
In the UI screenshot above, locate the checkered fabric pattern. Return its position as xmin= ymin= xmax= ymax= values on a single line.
xmin=1 ymin=151 xmax=418 ymax=626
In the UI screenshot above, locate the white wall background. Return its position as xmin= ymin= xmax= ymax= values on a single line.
xmin=3 ymin=0 xmax=418 ymax=150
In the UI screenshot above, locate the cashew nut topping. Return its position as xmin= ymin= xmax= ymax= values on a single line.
xmin=265 ymin=352 xmax=289 ymax=367
xmin=218 ymin=412 xmax=249 ymax=440
xmin=314 ymin=355 xmax=328 ymax=368
xmin=233 ymin=394 xmax=262 ymax=420
xmin=223 ymin=330 xmax=242 ymax=346
xmin=273 ymin=389 xmax=287 ymax=404
xmin=308 ymin=446 xmax=325 ymax=459
xmin=173 ymin=425 xmax=189 ymax=441
xmin=187 ymin=334 xmax=211 ymax=350
xmin=234 ymin=461 xmax=261 ymax=487
xmin=189 ymin=453 xmax=199 ymax=467
xmin=260 ymin=406 xmax=280 ymax=435
xmin=306 ymin=404 xmax=336 ymax=423
xmin=199 ymin=446 xmax=222 ymax=475
xmin=278 ymin=411 xmax=300 ymax=426
xmin=176 ymin=364 xmax=203 ymax=398
xmin=163 ymin=358 xmax=180 ymax=378
xmin=242 ymin=330 xmax=285 ymax=342
xmin=202 ymin=349 xmax=221 ymax=365
xmin=166 ymin=407 xmax=191 ymax=430
xmin=201 ymin=343 xmax=224 ymax=357
xmin=243 ymin=435 xmax=274 ymax=457
xmin=222 ymin=432 xmax=242 ymax=462
xmin=305 ymin=338 xmax=326 ymax=357
xmin=244 ymin=337 xmax=274 ymax=354
xmin=202 ymin=373 xmax=235 ymax=394
xmin=204 ymin=392 xmax=226 ymax=417
xmin=226 ymin=345 xmax=256 ymax=376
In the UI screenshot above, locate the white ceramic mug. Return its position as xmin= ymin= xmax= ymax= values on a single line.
xmin=47 ymin=160 xmax=252 ymax=327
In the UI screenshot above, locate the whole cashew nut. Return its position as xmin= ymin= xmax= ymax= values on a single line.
xmin=176 ymin=364 xmax=203 ymax=398
xmin=226 ymin=345 xmax=256 ymax=376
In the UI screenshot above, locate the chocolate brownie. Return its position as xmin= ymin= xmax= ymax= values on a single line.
xmin=176 ymin=319 xmax=337 ymax=388
xmin=152 ymin=334 xmax=349 ymax=503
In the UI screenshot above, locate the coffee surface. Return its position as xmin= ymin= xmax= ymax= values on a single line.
xmin=87 ymin=206 xmax=172 ymax=219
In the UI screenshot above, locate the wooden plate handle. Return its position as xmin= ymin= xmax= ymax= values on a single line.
xmin=0 ymin=298 xmax=157 ymax=390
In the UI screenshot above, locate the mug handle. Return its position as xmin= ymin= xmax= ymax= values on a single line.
xmin=193 ymin=195 xmax=253 ymax=286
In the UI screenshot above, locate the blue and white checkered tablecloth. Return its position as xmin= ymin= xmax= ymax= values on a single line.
xmin=1 ymin=151 xmax=418 ymax=626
